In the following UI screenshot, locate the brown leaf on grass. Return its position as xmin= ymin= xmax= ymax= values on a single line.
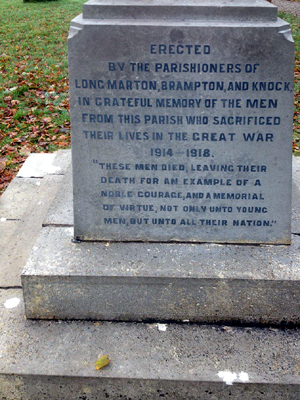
xmin=57 ymin=141 xmax=69 ymax=148
xmin=19 ymin=146 xmax=32 ymax=156
xmin=2 ymin=144 xmax=15 ymax=153
xmin=42 ymin=117 xmax=51 ymax=124
xmin=0 ymin=158 xmax=7 ymax=172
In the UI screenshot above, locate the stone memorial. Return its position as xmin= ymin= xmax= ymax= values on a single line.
xmin=68 ymin=0 xmax=294 ymax=244
xmin=21 ymin=0 xmax=298 ymax=325
xmin=2 ymin=2 xmax=300 ymax=397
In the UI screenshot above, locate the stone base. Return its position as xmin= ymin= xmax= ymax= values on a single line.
xmin=1 ymin=151 xmax=300 ymax=399
xmin=22 ymin=227 xmax=300 ymax=324
xmin=1 ymin=289 xmax=300 ymax=400
xmin=21 ymin=156 xmax=300 ymax=324
xmin=0 ymin=150 xmax=70 ymax=287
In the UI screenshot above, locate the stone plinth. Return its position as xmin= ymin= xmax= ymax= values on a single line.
xmin=22 ymin=157 xmax=300 ymax=323
xmin=2 ymin=289 xmax=300 ymax=400
xmin=68 ymin=0 xmax=294 ymax=244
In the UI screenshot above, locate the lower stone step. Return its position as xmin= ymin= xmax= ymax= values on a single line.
xmin=1 ymin=289 xmax=300 ymax=400
xmin=21 ymin=157 xmax=300 ymax=324
xmin=22 ymin=224 xmax=300 ymax=324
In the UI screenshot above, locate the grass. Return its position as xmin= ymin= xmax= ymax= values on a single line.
xmin=0 ymin=2 xmax=299 ymax=193
xmin=0 ymin=0 xmax=86 ymax=192
xmin=279 ymin=12 xmax=300 ymax=155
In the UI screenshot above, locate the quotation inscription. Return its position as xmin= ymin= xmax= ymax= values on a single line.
xmin=72 ymin=42 xmax=292 ymax=235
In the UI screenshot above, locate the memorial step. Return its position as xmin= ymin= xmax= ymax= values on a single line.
xmin=2 ymin=151 xmax=300 ymax=398
xmin=0 ymin=150 xmax=71 ymax=287
xmin=22 ymin=157 xmax=300 ymax=323
xmin=82 ymin=0 xmax=277 ymax=22
xmin=21 ymin=229 xmax=300 ymax=324
xmin=1 ymin=289 xmax=300 ymax=400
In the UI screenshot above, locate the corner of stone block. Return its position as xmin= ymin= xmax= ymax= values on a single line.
xmin=278 ymin=27 xmax=294 ymax=44
xmin=68 ymin=24 xmax=83 ymax=40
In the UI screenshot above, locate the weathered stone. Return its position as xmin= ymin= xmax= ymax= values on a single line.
xmin=22 ymin=224 xmax=300 ymax=323
xmin=0 ymin=175 xmax=65 ymax=287
xmin=0 ymin=152 xmax=71 ymax=287
xmin=1 ymin=289 xmax=300 ymax=400
xmin=43 ymin=166 xmax=74 ymax=227
xmin=292 ymin=157 xmax=300 ymax=234
xmin=69 ymin=0 xmax=294 ymax=244
xmin=15 ymin=150 xmax=71 ymax=179
xmin=22 ymin=150 xmax=300 ymax=322
xmin=2 ymin=149 xmax=299 ymax=398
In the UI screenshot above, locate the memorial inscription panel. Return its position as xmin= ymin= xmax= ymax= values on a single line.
xmin=69 ymin=1 xmax=294 ymax=243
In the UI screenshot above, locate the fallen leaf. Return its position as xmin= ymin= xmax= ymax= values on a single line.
xmin=95 ymin=355 xmax=110 ymax=370
xmin=0 ymin=158 xmax=7 ymax=172
xmin=19 ymin=146 xmax=32 ymax=156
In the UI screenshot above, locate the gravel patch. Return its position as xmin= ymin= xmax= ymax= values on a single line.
xmin=273 ymin=0 xmax=300 ymax=16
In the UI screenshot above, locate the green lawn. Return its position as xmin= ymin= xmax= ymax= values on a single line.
xmin=0 ymin=1 xmax=299 ymax=193
xmin=0 ymin=0 xmax=85 ymax=192
xmin=279 ymin=12 xmax=300 ymax=156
